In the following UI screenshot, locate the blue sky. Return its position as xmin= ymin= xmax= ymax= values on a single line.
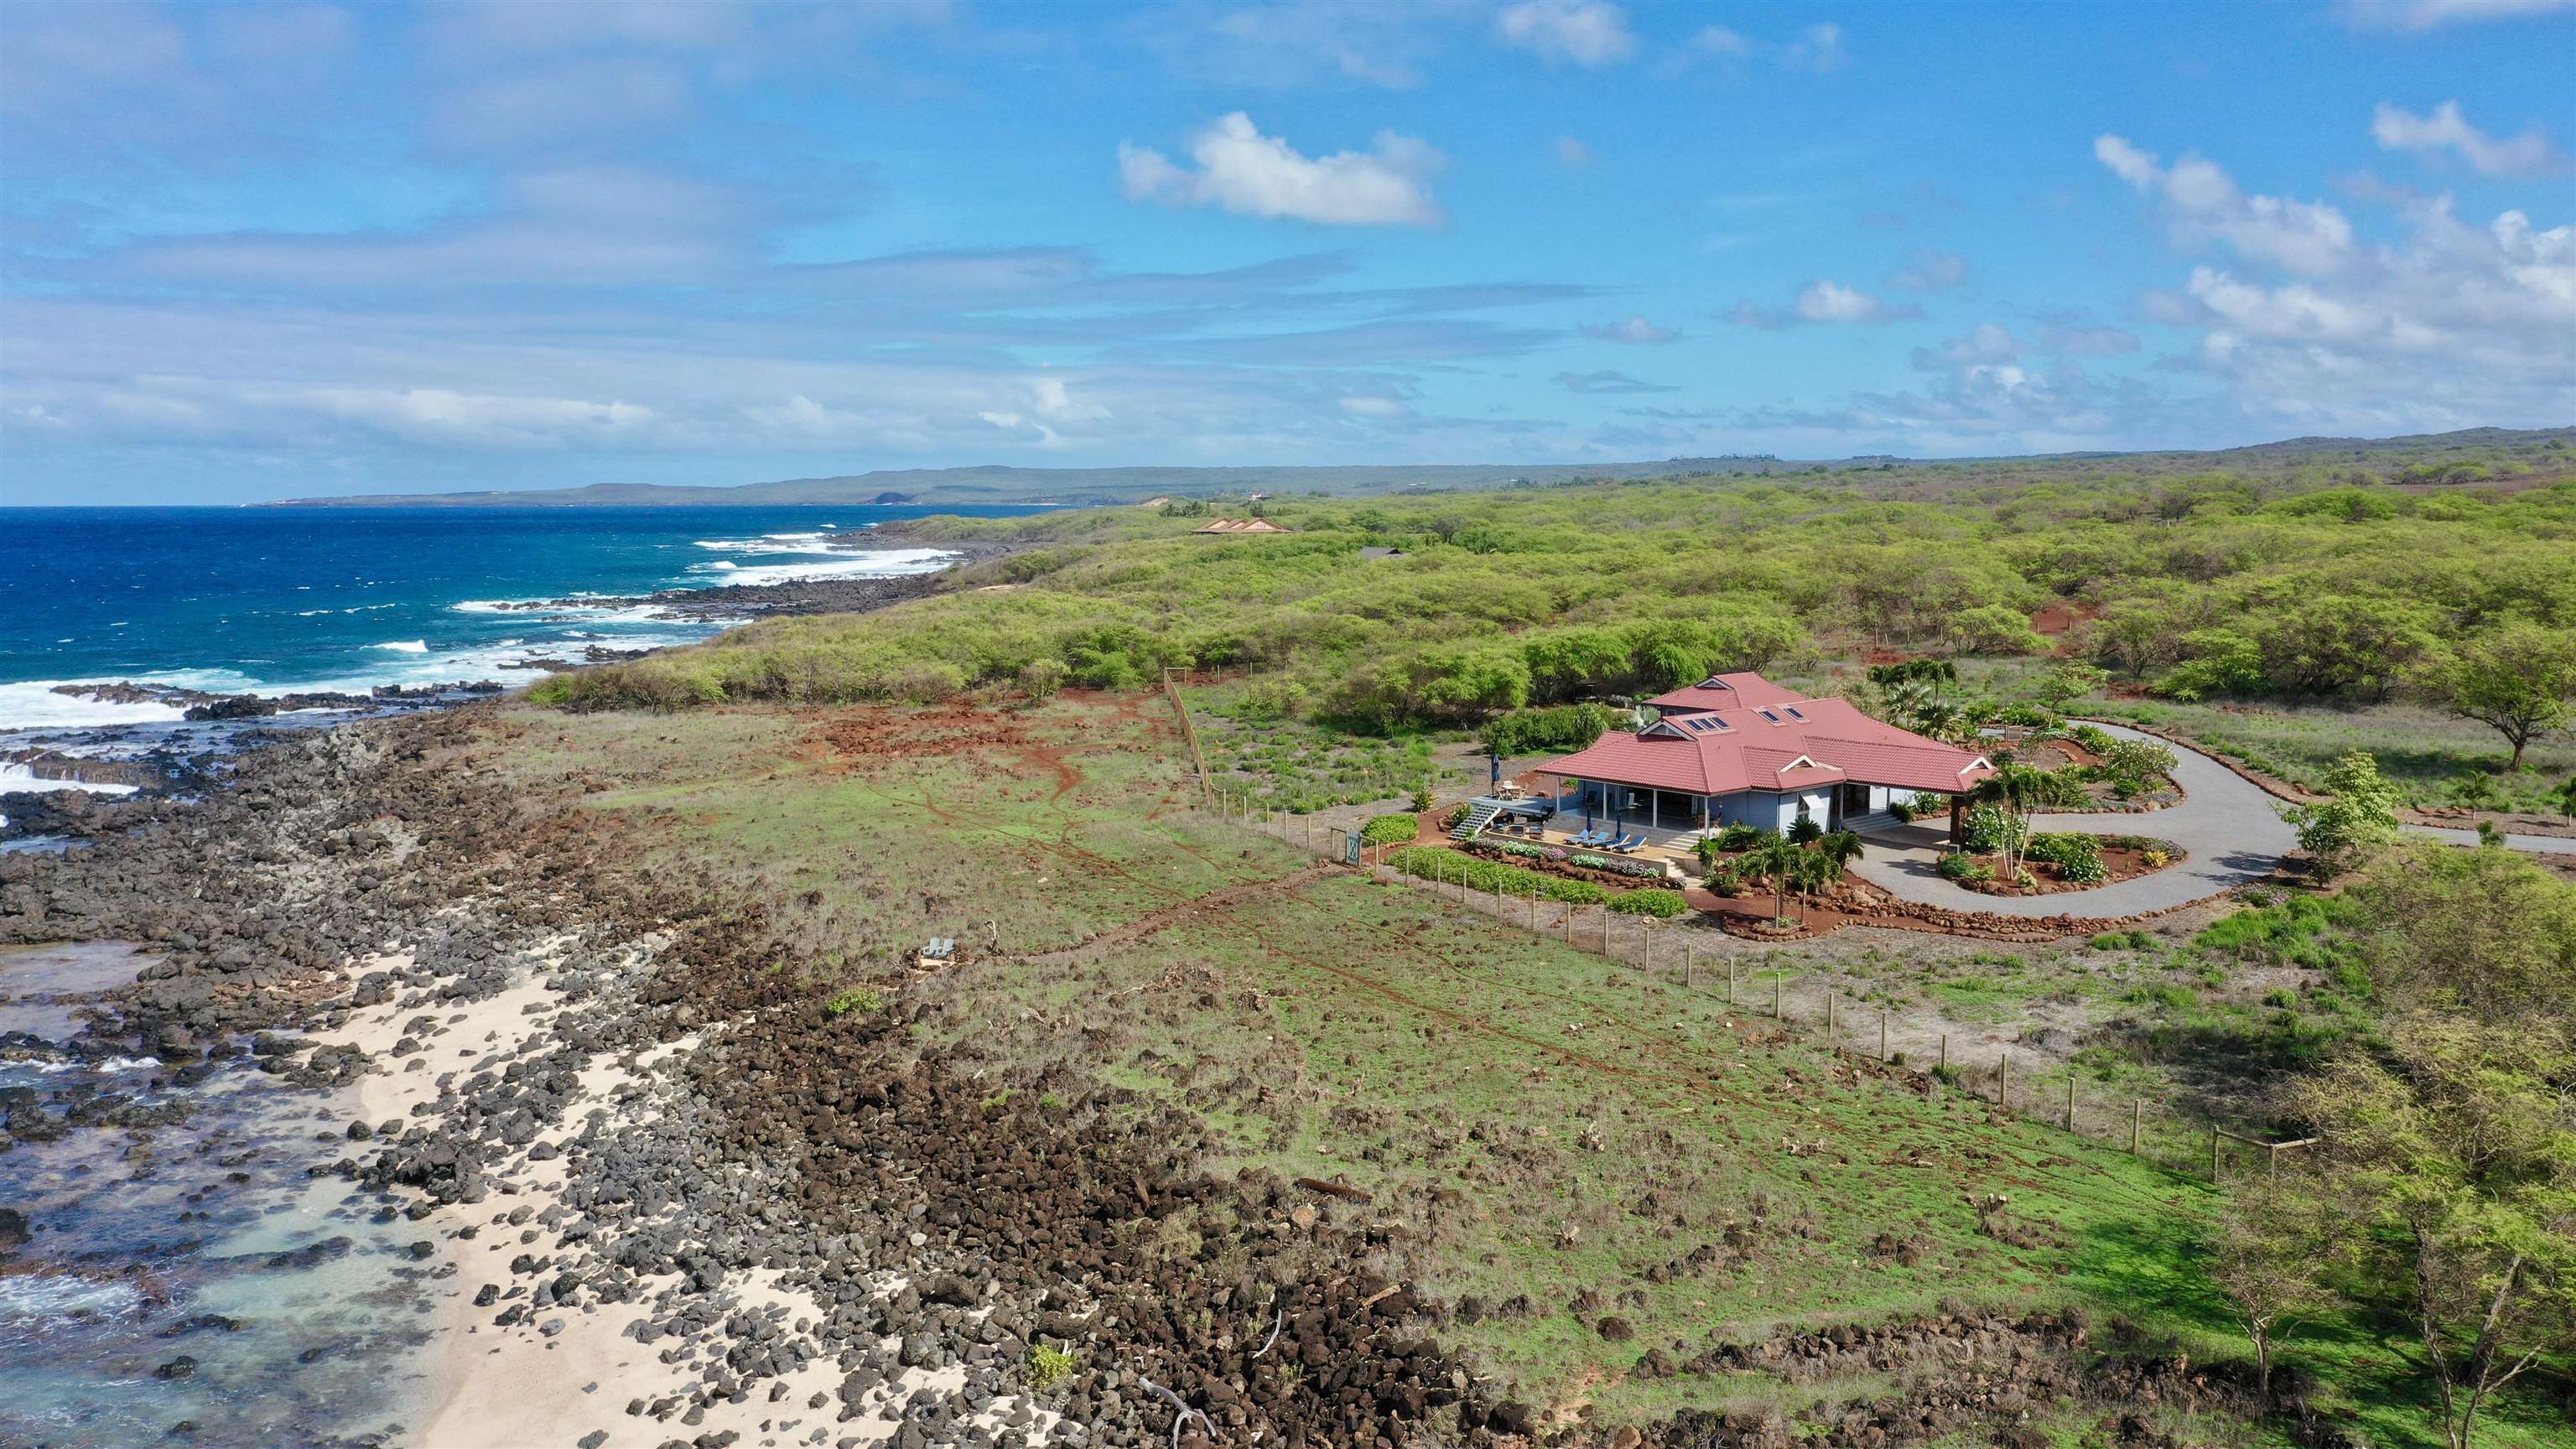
xmin=2 ymin=0 xmax=2570 ymax=504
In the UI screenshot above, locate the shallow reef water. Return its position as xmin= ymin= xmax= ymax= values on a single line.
xmin=1 ymin=943 xmax=438 ymax=1448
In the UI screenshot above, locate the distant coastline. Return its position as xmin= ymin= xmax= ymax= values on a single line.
xmin=235 ymin=425 xmax=2573 ymax=509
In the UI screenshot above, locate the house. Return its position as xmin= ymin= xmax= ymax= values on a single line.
xmin=1192 ymin=517 xmax=1293 ymax=535
xmin=1529 ymin=673 xmax=1991 ymax=844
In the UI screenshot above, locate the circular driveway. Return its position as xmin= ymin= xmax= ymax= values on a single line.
xmin=1847 ymin=722 xmax=2299 ymax=918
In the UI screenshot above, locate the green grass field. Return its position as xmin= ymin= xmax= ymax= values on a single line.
xmin=475 ymin=691 xmax=2567 ymax=1446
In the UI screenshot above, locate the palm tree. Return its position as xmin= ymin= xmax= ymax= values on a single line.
xmin=1813 ymin=829 xmax=1866 ymax=884
xmin=1966 ymin=761 xmax=2088 ymax=883
xmin=1746 ymin=833 xmax=1804 ymax=925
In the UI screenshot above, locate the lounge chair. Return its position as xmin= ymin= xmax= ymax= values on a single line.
xmin=1571 ymin=828 xmax=1605 ymax=847
xmin=1611 ymin=833 xmax=1643 ymax=852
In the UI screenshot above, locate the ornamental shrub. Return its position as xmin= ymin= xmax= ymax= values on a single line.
xmin=1937 ymin=852 xmax=1992 ymax=883
xmin=1386 ymin=847 xmax=1611 ymax=904
xmin=1607 ymin=889 xmax=1688 ymax=918
xmin=2027 ymin=832 xmax=2106 ymax=884
xmin=2067 ymin=724 xmax=2117 ymax=755
xmin=1960 ymin=803 xmax=2025 ymax=854
xmin=1787 ymin=815 xmax=1823 ymax=844
xmin=1358 ymin=813 xmax=1418 ymax=847
xmin=1715 ymin=822 xmax=1770 ymax=852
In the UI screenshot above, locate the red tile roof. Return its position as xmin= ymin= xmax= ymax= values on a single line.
xmin=1535 ymin=677 xmax=1992 ymax=797
xmin=1644 ymin=671 xmax=1810 ymax=712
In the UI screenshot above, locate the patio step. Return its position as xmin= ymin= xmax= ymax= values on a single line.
xmin=1450 ymin=802 xmax=1503 ymax=840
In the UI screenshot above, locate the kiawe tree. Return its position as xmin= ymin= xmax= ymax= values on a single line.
xmin=2282 ymin=750 xmax=2404 ymax=880
xmin=2288 ymin=1016 xmax=2576 ymax=1449
xmin=2418 ymin=621 xmax=2576 ymax=773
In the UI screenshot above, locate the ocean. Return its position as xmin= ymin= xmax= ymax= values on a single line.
xmin=0 ymin=503 xmax=1044 ymax=734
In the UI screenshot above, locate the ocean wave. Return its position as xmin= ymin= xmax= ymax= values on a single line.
xmin=0 ymin=1274 xmax=145 ymax=1328
xmin=0 ymin=682 xmax=193 ymax=730
xmin=689 ymin=532 xmax=852 ymax=555
xmin=683 ymin=548 xmax=958 ymax=588
xmin=370 ymin=640 xmax=430 ymax=653
xmin=0 ymin=764 xmax=142 ymax=797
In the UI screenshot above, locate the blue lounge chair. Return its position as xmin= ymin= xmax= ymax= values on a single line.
xmin=1612 ymin=832 xmax=1643 ymax=852
xmin=1571 ymin=828 xmax=1606 ymax=847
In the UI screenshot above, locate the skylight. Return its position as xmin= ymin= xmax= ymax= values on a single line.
xmin=1784 ymin=706 xmax=1806 ymax=720
xmin=1758 ymin=709 xmax=1781 ymax=723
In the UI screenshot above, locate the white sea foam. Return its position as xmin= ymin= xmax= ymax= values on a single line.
xmin=371 ymin=640 xmax=429 ymax=653
xmin=0 ymin=764 xmax=140 ymax=797
xmin=692 ymin=532 xmax=846 ymax=554
xmin=683 ymin=548 xmax=958 ymax=588
xmin=0 ymin=682 xmax=192 ymax=730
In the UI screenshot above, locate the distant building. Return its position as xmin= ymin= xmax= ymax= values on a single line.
xmin=1192 ymin=517 xmax=1292 ymax=535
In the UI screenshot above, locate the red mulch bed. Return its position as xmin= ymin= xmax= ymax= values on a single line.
xmin=1961 ymin=839 xmax=2180 ymax=897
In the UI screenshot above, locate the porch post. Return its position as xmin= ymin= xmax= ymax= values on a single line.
xmin=1651 ymin=792 xmax=1661 ymax=830
xmin=1948 ymin=793 xmax=1966 ymax=846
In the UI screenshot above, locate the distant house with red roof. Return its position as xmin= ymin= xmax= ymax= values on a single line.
xmin=1530 ymin=673 xmax=1991 ymax=840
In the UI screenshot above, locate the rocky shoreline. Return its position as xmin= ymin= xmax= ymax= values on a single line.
xmin=0 ymin=707 xmax=1523 ymax=1449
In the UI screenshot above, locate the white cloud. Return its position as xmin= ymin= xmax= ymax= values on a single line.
xmin=1723 ymin=280 xmax=1921 ymax=330
xmin=1796 ymin=280 xmax=1904 ymax=323
xmin=2371 ymin=101 xmax=2568 ymax=177
xmin=1554 ymin=135 xmax=1594 ymax=167
xmin=2096 ymin=134 xmax=2355 ymax=276
xmin=2337 ymin=0 xmax=2575 ymax=30
xmin=1679 ymin=23 xmax=1750 ymax=59
xmin=1581 ymin=314 xmax=1678 ymax=344
xmin=2101 ymin=129 xmax=2576 ymax=434
xmin=1891 ymin=248 xmax=1971 ymax=293
xmin=1661 ymin=19 xmax=1847 ymax=75
xmin=1781 ymin=23 xmax=1846 ymax=72
xmin=1118 ymin=112 xmax=1446 ymax=227
xmin=1495 ymin=0 xmax=1637 ymax=67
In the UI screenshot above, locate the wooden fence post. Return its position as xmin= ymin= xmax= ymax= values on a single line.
xmin=1826 ymin=993 xmax=1836 ymax=1045
xmin=2131 ymin=1098 xmax=2142 ymax=1154
xmin=1939 ymin=1034 xmax=1949 ymax=1071
xmin=2064 ymin=1076 xmax=2076 ymax=1132
xmin=1685 ymin=944 xmax=1696 ymax=989
xmin=1997 ymin=1053 xmax=2009 ymax=1109
xmin=2210 ymin=1123 xmax=2222 ymax=1182
xmin=1878 ymin=1010 xmax=1888 ymax=1063
xmin=1773 ymin=974 xmax=1783 ymax=1020
xmin=1727 ymin=961 xmax=1737 ymax=1007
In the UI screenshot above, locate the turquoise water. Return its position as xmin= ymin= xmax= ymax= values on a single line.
xmin=0 ymin=504 xmax=1042 ymax=731
xmin=0 ymin=945 xmax=431 ymax=1447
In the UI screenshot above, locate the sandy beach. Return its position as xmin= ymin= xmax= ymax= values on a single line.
xmin=313 ymin=948 xmax=1045 ymax=1449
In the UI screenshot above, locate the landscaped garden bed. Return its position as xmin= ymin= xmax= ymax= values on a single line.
xmin=1945 ymin=832 xmax=2184 ymax=897
xmin=1462 ymin=834 xmax=1674 ymax=886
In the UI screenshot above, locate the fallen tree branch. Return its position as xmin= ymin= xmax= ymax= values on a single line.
xmin=1293 ymin=1176 xmax=1370 ymax=1202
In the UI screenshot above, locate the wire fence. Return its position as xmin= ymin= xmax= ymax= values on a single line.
xmin=1187 ymin=785 xmax=2307 ymax=1185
